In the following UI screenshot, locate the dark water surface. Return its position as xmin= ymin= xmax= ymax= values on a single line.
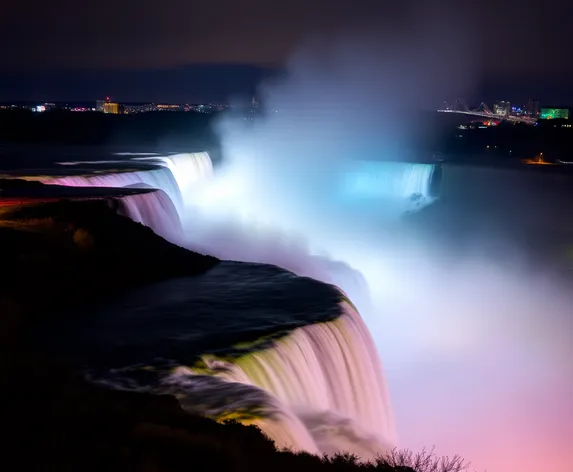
xmin=39 ymin=261 xmax=342 ymax=374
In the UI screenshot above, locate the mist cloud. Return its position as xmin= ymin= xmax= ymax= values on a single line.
xmin=184 ymin=10 xmax=571 ymax=472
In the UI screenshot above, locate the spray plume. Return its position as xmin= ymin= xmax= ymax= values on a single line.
xmin=180 ymin=13 xmax=572 ymax=472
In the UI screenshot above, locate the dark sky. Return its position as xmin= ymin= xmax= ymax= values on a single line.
xmin=1 ymin=0 xmax=571 ymax=103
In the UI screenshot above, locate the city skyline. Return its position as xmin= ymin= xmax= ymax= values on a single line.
xmin=1 ymin=74 xmax=572 ymax=108
xmin=1 ymin=1 xmax=572 ymax=104
xmin=2 ymin=96 xmax=571 ymax=113
xmin=1 ymin=64 xmax=572 ymax=106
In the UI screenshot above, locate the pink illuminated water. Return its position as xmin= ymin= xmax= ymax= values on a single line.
xmin=37 ymin=167 xmax=183 ymax=211
xmin=115 ymin=190 xmax=183 ymax=242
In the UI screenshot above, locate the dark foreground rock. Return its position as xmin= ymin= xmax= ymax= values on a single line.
xmin=3 ymin=359 xmax=452 ymax=472
xmin=0 ymin=196 xmax=217 ymax=336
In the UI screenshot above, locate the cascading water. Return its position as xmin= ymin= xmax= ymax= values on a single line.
xmin=131 ymin=152 xmax=214 ymax=205
xmin=159 ymin=373 xmax=321 ymax=454
xmin=114 ymin=189 xmax=183 ymax=242
xmin=37 ymin=166 xmax=184 ymax=212
xmin=341 ymin=161 xmax=438 ymax=203
xmin=157 ymin=299 xmax=395 ymax=460
xmin=47 ymin=152 xmax=213 ymax=213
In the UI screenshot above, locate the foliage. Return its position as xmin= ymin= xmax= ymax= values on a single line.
xmin=378 ymin=448 xmax=469 ymax=472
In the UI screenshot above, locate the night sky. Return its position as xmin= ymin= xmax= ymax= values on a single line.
xmin=1 ymin=0 xmax=571 ymax=104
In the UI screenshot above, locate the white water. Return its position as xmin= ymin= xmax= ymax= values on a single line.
xmin=159 ymin=372 xmax=321 ymax=454
xmin=38 ymin=167 xmax=184 ymax=211
xmin=115 ymin=190 xmax=183 ymax=242
xmin=164 ymin=300 xmax=395 ymax=459
xmin=341 ymin=161 xmax=436 ymax=201
xmin=48 ymin=152 xmax=213 ymax=214
xmin=131 ymin=152 xmax=213 ymax=204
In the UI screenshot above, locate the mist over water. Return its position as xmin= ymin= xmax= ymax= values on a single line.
xmin=181 ymin=21 xmax=573 ymax=472
xmin=183 ymin=213 xmax=573 ymax=472
xmin=199 ymin=15 xmax=476 ymax=238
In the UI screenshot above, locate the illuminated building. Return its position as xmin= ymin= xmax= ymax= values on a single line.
xmin=96 ymin=96 xmax=123 ymax=114
xmin=103 ymin=102 xmax=120 ymax=114
xmin=522 ymin=152 xmax=553 ymax=165
xmin=124 ymin=104 xmax=155 ymax=114
xmin=33 ymin=102 xmax=57 ymax=113
xmin=156 ymin=104 xmax=181 ymax=110
xmin=540 ymin=108 xmax=569 ymax=120
xmin=493 ymin=101 xmax=511 ymax=116
xmin=96 ymin=96 xmax=113 ymax=112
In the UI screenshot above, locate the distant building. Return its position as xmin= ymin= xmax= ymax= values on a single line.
xmin=156 ymin=104 xmax=181 ymax=111
xmin=124 ymin=103 xmax=155 ymax=114
xmin=103 ymin=102 xmax=121 ymax=114
xmin=96 ymin=96 xmax=123 ymax=114
xmin=493 ymin=101 xmax=511 ymax=117
xmin=540 ymin=108 xmax=569 ymax=120
xmin=526 ymin=99 xmax=540 ymax=117
xmin=96 ymin=96 xmax=113 ymax=112
xmin=32 ymin=102 xmax=58 ymax=113
xmin=189 ymin=104 xmax=211 ymax=113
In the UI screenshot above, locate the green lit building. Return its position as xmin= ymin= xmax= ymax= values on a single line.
xmin=540 ymin=108 xmax=570 ymax=120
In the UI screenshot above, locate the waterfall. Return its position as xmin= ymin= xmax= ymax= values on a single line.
xmin=159 ymin=373 xmax=320 ymax=454
xmin=38 ymin=167 xmax=184 ymax=211
xmin=114 ymin=190 xmax=183 ymax=242
xmin=342 ymin=162 xmax=438 ymax=201
xmin=162 ymin=299 xmax=395 ymax=460
xmin=131 ymin=152 xmax=214 ymax=206
xmin=26 ymin=153 xmax=400 ymax=461
xmin=20 ymin=153 xmax=213 ymax=243
xmin=338 ymin=162 xmax=440 ymax=220
xmin=40 ymin=152 xmax=214 ymax=213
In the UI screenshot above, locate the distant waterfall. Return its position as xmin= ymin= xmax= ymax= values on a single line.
xmin=163 ymin=299 xmax=395 ymax=460
xmin=340 ymin=161 xmax=440 ymax=214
